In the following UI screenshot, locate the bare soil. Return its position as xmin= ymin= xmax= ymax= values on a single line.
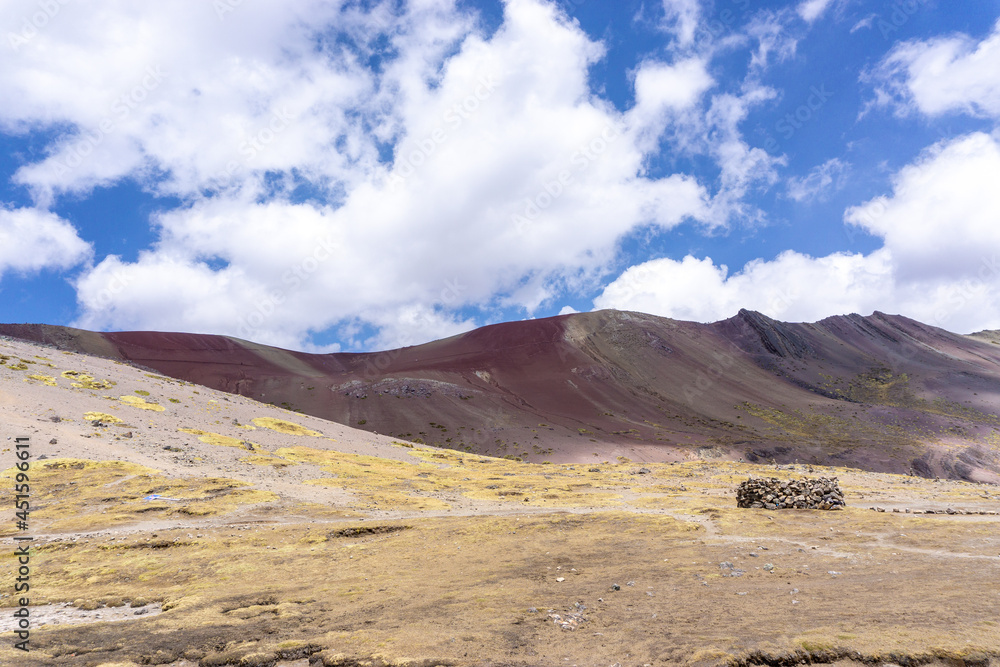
xmin=1 ymin=335 xmax=998 ymax=667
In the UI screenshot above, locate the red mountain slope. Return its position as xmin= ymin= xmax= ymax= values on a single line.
xmin=4 ymin=309 xmax=1000 ymax=481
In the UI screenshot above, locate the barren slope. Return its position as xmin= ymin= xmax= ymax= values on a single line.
xmin=2 ymin=335 xmax=1000 ymax=667
xmin=4 ymin=308 xmax=1000 ymax=481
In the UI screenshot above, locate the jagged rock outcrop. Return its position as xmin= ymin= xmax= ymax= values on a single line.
xmin=734 ymin=308 xmax=813 ymax=359
xmin=737 ymin=477 xmax=845 ymax=510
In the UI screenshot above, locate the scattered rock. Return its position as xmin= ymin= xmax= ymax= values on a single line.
xmin=48 ymin=438 xmax=57 ymax=444
xmin=719 ymin=562 xmax=745 ymax=577
xmin=548 ymin=610 xmax=585 ymax=631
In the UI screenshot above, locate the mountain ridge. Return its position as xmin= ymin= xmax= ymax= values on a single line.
xmin=4 ymin=309 xmax=1000 ymax=481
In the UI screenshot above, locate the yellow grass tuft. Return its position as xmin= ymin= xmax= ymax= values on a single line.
xmin=120 ymin=395 xmax=166 ymax=411
xmin=178 ymin=428 xmax=259 ymax=450
xmin=251 ymin=417 xmax=321 ymax=436
xmin=83 ymin=412 xmax=124 ymax=424
xmin=0 ymin=458 xmax=279 ymax=534
xmin=62 ymin=369 xmax=116 ymax=389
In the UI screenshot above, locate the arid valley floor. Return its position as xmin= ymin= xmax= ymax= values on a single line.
xmin=2 ymin=333 xmax=1000 ymax=666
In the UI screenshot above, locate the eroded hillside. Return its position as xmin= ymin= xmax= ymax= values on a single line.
xmin=4 ymin=309 xmax=1000 ymax=481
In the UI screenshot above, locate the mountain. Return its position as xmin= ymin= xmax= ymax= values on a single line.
xmin=5 ymin=327 xmax=1000 ymax=666
xmin=4 ymin=308 xmax=1000 ymax=481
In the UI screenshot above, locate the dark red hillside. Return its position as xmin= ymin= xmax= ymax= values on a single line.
xmin=4 ymin=308 xmax=1000 ymax=481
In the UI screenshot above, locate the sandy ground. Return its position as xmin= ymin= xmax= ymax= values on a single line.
xmin=1 ymin=335 xmax=999 ymax=667
xmin=0 ymin=602 xmax=162 ymax=632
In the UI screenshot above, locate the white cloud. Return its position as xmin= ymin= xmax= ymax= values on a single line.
xmin=0 ymin=207 xmax=91 ymax=278
xmin=786 ymin=158 xmax=849 ymax=202
xmin=595 ymin=250 xmax=893 ymax=323
xmin=747 ymin=12 xmax=799 ymax=71
xmin=868 ymin=19 xmax=1000 ymax=119
xmin=0 ymin=0 xmax=862 ymax=349
xmin=41 ymin=0 xmax=710 ymax=349
xmin=850 ymin=14 xmax=876 ymax=34
xmin=628 ymin=57 xmax=714 ymax=146
xmin=660 ymin=0 xmax=702 ymax=49
xmin=698 ymin=86 xmax=786 ymax=225
xmin=361 ymin=304 xmax=477 ymax=352
xmin=15 ymin=3 xmax=433 ymax=209
xmin=597 ymin=132 xmax=1000 ymax=334
xmin=797 ymin=0 xmax=835 ymax=24
xmin=627 ymin=12 xmax=789 ymax=228
xmin=845 ymin=132 xmax=1000 ymax=283
xmin=633 ymin=58 xmax=714 ymax=115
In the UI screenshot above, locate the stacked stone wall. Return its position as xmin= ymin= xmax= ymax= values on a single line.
xmin=737 ymin=477 xmax=845 ymax=510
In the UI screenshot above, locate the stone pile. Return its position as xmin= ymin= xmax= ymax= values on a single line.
xmin=737 ymin=476 xmax=845 ymax=510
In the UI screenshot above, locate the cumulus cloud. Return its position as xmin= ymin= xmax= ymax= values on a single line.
xmin=868 ymin=19 xmax=1000 ymax=119
xmin=628 ymin=57 xmax=714 ymax=148
xmin=11 ymin=0 xmax=710 ymax=349
xmin=845 ymin=132 xmax=1000 ymax=283
xmin=0 ymin=207 xmax=91 ymax=278
xmin=0 ymin=0 xmax=854 ymax=349
xmin=632 ymin=58 xmax=714 ymax=119
xmin=595 ymin=250 xmax=893 ymax=323
xmin=596 ymin=132 xmax=1000 ymax=334
xmin=1 ymin=0 xmax=398 ymax=206
xmin=360 ymin=304 xmax=478 ymax=352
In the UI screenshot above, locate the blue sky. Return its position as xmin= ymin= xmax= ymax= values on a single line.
xmin=1 ymin=0 xmax=1000 ymax=352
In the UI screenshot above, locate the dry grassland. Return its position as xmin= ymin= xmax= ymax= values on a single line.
xmin=1 ymin=336 xmax=998 ymax=667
